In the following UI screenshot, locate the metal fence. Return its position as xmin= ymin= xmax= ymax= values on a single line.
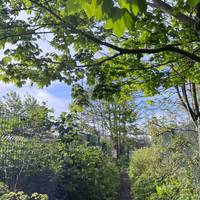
xmin=0 ymin=111 xmax=58 ymax=196
xmin=0 ymin=110 xmax=102 ymax=197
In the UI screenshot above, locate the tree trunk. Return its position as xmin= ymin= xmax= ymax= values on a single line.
xmin=197 ymin=119 xmax=200 ymax=154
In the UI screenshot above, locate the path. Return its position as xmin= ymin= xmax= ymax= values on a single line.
xmin=119 ymin=172 xmax=132 ymax=200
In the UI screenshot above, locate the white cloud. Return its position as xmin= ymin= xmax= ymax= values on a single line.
xmin=35 ymin=90 xmax=69 ymax=115
xmin=0 ymin=81 xmax=71 ymax=116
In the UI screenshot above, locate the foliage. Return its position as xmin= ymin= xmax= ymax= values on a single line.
xmin=63 ymin=0 xmax=147 ymax=37
xmin=0 ymin=136 xmax=61 ymax=194
xmin=0 ymin=182 xmax=9 ymax=196
xmin=0 ymin=182 xmax=48 ymax=200
xmin=0 ymin=192 xmax=48 ymax=200
xmin=1 ymin=0 xmax=200 ymax=141
xmin=129 ymin=147 xmax=163 ymax=199
xmin=0 ymin=0 xmax=199 ymax=96
xmin=129 ymin=133 xmax=200 ymax=200
xmin=56 ymin=143 xmax=120 ymax=200
xmin=0 ymin=92 xmax=60 ymax=197
xmin=69 ymin=86 xmax=138 ymax=162
xmin=0 ymin=92 xmax=54 ymax=138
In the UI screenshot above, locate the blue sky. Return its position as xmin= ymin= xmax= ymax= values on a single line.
xmin=0 ymin=27 xmax=73 ymax=116
xmin=0 ymin=81 xmax=72 ymax=116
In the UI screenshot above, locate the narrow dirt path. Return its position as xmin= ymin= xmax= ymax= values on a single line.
xmin=118 ymin=172 xmax=132 ymax=200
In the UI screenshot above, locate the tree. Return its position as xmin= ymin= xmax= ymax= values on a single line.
xmin=0 ymin=91 xmax=54 ymax=138
xmin=0 ymin=1 xmax=200 ymax=148
xmin=70 ymin=86 xmax=138 ymax=159
xmin=0 ymin=92 xmax=60 ymax=198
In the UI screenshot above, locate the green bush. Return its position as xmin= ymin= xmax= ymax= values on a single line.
xmin=0 ymin=192 xmax=48 ymax=200
xmin=0 ymin=182 xmax=48 ymax=200
xmin=56 ymin=143 xmax=120 ymax=200
xmin=129 ymin=147 xmax=163 ymax=200
xmin=0 ymin=182 xmax=9 ymax=196
xmin=128 ymin=135 xmax=200 ymax=200
xmin=0 ymin=137 xmax=60 ymax=197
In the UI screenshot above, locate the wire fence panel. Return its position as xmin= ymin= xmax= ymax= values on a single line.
xmin=0 ymin=110 xmax=59 ymax=198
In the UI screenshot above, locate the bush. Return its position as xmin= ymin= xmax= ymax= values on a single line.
xmin=0 ymin=182 xmax=9 ymax=196
xmin=128 ymin=135 xmax=200 ymax=200
xmin=129 ymin=147 xmax=163 ymax=200
xmin=0 ymin=137 xmax=60 ymax=198
xmin=0 ymin=192 xmax=48 ymax=200
xmin=56 ymin=143 xmax=120 ymax=200
xmin=0 ymin=182 xmax=48 ymax=200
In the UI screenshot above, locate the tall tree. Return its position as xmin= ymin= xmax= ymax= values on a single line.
xmin=70 ymin=86 xmax=138 ymax=159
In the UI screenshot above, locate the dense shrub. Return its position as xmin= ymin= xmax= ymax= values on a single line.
xmin=0 ymin=137 xmax=61 ymax=199
xmin=129 ymin=135 xmax=200 ymax=200
xmin=56 ymin=143 xmax=120 ymax=200
xmin=0 ymin=182 xmax=9 ymax=196
xmin=0 ymin=192 xmax=48 ymax=200
xmin=0 ymin=182 xmax=48 ymax=200
xmin=129 ymin=147 xmax=163 ymax=199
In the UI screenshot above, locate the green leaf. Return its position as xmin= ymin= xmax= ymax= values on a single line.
xmin=130 ymin=0 xmax=147 ymax=15
xmin=118 ymin=0 xmax=130 ymax=10
xmin=122 ymin=12 xmax=135 ymax=30
xmin=113 ymin=17 xmax=126 ymax=37
xmin=2 ymin=57 xmax=11 ymax=65
xmin=188 ymin=0 xmax=200 ymax=6
xmin=26 ymin=9 xmax=32 ymax=15
xmin=111 ymin=9 xmax=126 ymax=37
xmin=105 ymin=19 xmax=113 ymax=29
xmin=0 ymin=43 xmax=5 ymax=50
xmin=131 ymin=1 xmax=140 ymax=16
xmin=146 ymin=100 xmax=155 ymax=105
xmin=95 ymin=4 xmax=103 ymax=20
xmin=24 ymin=0 xmax=32 ymax=7
xmin=137 ymin=0 xmax=147 ymax=12
xmin=69 ymin=104 xmax=84 ymax=112
xmin=102 ymin=0 xmax=114 ymax=16
xmin=82 ymin=0 xmax=96 ymax=19
xmin=66 ymin=0 xmax=82 ymax=15
xmin=60 ymin=9 xmax=66 ymax=17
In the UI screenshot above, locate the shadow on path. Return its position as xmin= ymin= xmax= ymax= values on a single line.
xmin=118 ymin=172 xmax=131 ymax=200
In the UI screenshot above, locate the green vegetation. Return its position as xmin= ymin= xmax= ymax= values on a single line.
xmin=57 ymin=142 xmax=119 ymax=200
xmin=129 ymin=125 xmax=200 ymax=200
xmin=0 ymin=92 xmax=121 ymax=200
xmin=0 ymin=0 xmax=200 ymax=199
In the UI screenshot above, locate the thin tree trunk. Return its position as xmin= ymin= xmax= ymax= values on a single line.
xmin=175 ymin=84 xmax=200 ymax=153
xmin=197 ymin=119 xmax=200 ymax=154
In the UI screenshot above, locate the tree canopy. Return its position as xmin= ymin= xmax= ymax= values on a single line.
xmin=0 ymin=0 xmax=200 ymax=100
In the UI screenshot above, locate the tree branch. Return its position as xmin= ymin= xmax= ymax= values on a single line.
xmin=75 ymin=53 xmax=123 ymax=68
xmin=0 ymin=31 xmax=52 ymax=41
xmin=181 ymin=84 xmax=197 ymax=124
xmin=175 ymin=86 xmax=188 ymax=112
xmin=30 ymin=0 xmax=200 ymax=63
xmin=149 ymin=0 xmax=195 ymax=26
xmin=170 ymin=65 xmax=186 ymax=80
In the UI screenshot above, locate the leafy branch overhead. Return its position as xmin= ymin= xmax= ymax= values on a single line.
xmin=0 ymin=0 xmax=200 ymax=98
xmin=64 ymin=0 xmax=200 ymax=36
